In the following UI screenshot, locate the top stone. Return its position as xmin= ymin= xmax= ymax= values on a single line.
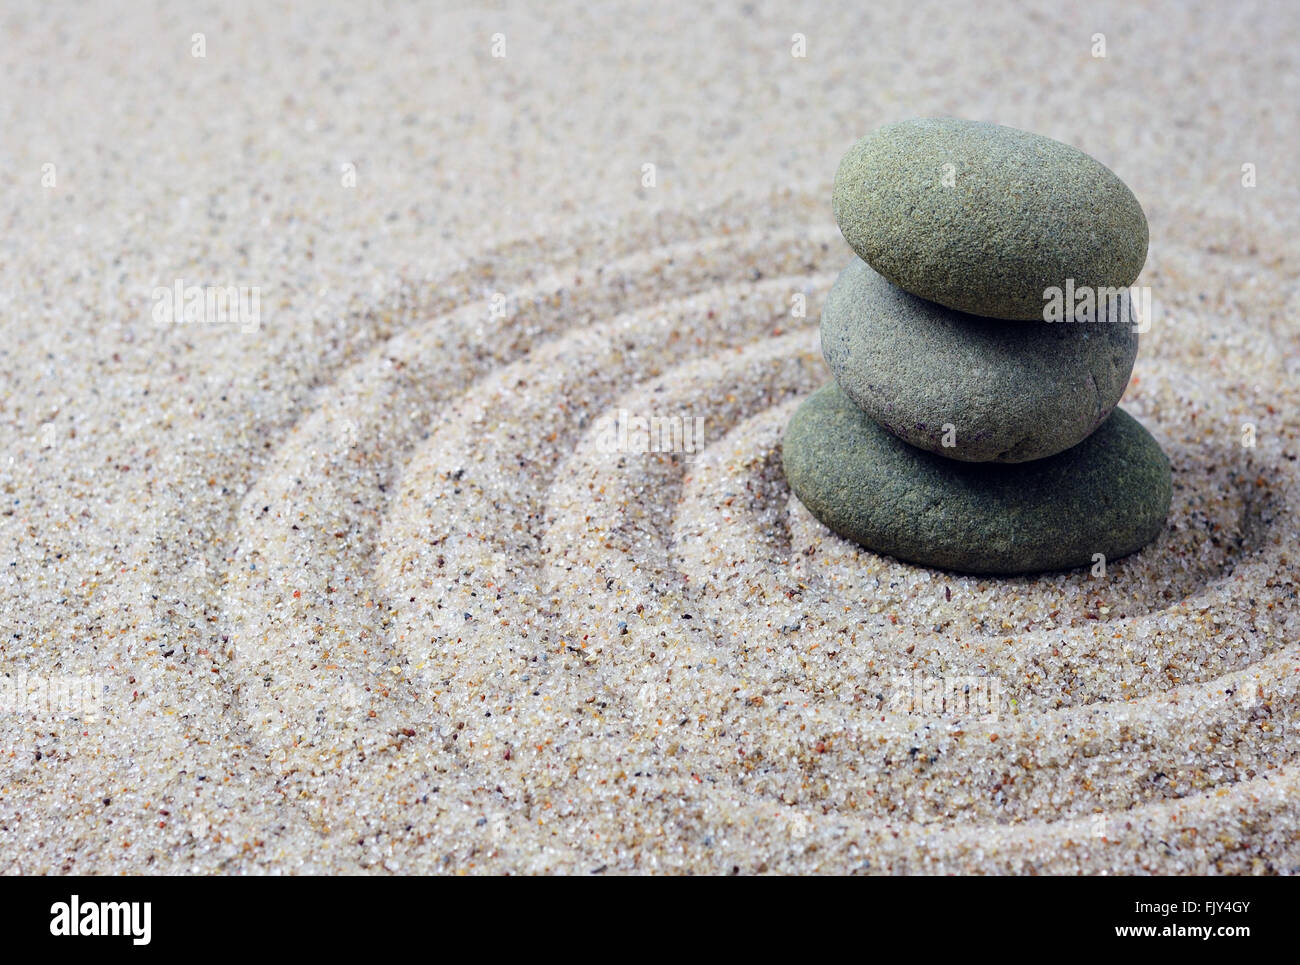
xmin=832 ymin=117 xmax=1149 ymax=320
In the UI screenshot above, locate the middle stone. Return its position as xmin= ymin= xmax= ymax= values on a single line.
xmin=821 ymin=258 xmax=1138 ymax=463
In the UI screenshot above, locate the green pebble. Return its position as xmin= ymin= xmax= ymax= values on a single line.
xmin=782 ymin=383 xmax=1171 ymax=574
xmin=821 ymin=258 xmax=1139 ymax=462
xmin=832 ymin=117 xmax=1149 ymax=320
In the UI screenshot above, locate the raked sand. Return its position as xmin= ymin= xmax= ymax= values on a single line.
xmin=1 ymin=0 xmax=1299 ymax=873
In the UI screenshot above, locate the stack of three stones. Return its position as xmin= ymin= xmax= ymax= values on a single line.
xmin=783 ymin=118 xmax=1171 ymax=574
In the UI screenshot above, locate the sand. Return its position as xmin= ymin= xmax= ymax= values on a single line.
xmin=1 ymin=0 xmax=1298 ymax=874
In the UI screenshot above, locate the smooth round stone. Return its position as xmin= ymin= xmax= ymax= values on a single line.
xmin=832 ymin=117 xmax=1149 ymax=320
xmin=821 ymin=258 xmax=1138 ymax=463
xmin=782 ymin=383 xmax=1171 ymax=575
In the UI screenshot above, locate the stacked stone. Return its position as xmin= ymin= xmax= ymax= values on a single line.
xmin=783 ymin=117 xmax=1171 ymax=575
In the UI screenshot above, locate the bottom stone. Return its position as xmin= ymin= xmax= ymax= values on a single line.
xmin=781 ymin=383 xmax=1172 ymax=575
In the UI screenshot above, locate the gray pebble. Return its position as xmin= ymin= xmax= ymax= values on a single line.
xmin=821 ymin=258 xmax=1139 ymax=462
xmin=782 ymin=383 xmax=1171 ymax=574
xmin=832 ymin=117 xmax=1149 ymax=320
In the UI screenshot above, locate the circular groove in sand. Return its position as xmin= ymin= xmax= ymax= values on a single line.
xmin=220 ymin=193 xmax=1300 ymax=871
